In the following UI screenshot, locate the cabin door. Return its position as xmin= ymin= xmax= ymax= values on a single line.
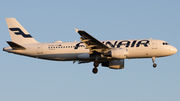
xmin=37 ymin=44 xmax=43 ymax=54
xmin=152 ymin=40 xmax=157 ymax=49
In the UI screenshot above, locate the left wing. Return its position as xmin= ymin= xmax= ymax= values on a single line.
xmin=75 ymin=28 xmax=110 ymax=54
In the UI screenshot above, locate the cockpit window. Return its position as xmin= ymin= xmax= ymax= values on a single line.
xmin=163 ymin=42 xmax=169 ymax=45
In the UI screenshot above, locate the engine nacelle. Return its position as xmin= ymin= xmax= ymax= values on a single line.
xmin=111 ymin=48 xmax=128 ymax=59
xmin=104 ymin=48 xmax=128 ymax=59
xmin=102 ymin=60 xmax=124 ymax=69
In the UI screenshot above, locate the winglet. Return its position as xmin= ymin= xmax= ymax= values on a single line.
xmin=74 ymin=28 xmax=79 ymax=33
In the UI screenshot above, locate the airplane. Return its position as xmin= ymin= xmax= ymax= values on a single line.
xmin=3 ymin=18 xmax=177 ymax=74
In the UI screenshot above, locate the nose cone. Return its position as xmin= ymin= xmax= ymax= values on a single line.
xmin=169 ymin=46 xmax=177 ymax=55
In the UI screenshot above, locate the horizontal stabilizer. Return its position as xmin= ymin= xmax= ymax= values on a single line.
xmin=6 ymin=41 xmax=26 ymax=50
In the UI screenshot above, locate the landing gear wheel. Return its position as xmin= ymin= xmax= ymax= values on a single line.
xmin=92 ymin=67 xmax=98 ymax=74
xmin=152 ymin=57 xmax=157 ymax=68
xmin=92 ymin=61 xmax=99 ymax=74
xmin=94 ymin=61 xmax=99 ymax=67
xmin=153 ymin=63 xmax=157 ymax=68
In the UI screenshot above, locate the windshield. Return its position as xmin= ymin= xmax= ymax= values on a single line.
xmin=163 ymin=42 xmax=169 ymax=45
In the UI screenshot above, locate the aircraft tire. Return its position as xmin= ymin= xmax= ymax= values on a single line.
xmin=92 ymin=67 xmax=98 ymax=74
xmin=153 ymin=63 xmax=157 ymax=68
xmin=94 ymin=61 xmax=99 ymax=67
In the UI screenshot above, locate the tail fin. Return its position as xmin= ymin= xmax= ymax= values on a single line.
xmin=6 ymin=18 xmax=39 ymax=44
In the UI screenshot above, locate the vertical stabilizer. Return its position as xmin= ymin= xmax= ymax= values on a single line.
xmin=6 ymin=18 xmax=39 ymax=44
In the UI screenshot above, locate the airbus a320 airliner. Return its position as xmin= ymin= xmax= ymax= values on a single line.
xmin=3 ymin=18 xmax=177 ymax=74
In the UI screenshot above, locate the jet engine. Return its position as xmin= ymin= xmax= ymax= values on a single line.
xmin=101 ymin=60 xmax=124 ymax=69
xmin=104 ymin=48 xmax=128 ymax=59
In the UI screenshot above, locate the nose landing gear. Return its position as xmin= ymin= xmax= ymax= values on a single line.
xmin=153 ymin=63 xmax=157 ymax=68
xmin=92 ymin=61 xmax=99 ymax=74
xmin=152 ymin=57 xmax=157 ymax=68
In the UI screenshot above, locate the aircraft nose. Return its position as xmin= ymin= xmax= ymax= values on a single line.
xmin=169 ymin=46 xmax=177 ymax=55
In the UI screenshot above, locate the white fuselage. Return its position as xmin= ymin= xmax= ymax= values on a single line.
xmin=4 ymin=18 xmax=178 ymax=73
xmin=3 ymin=39 xmax=177 ymax=61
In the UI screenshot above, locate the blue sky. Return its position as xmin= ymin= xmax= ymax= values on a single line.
xmin=0 ymin=0 xmax=180 ymax=101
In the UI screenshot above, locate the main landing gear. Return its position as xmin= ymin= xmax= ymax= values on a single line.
xmin=152 ymin=57 xmax=157 ymax=68
xmin=92 ymin=61 xmax=99 ymax=74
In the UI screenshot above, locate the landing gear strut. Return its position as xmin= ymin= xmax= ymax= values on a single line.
xmin=92 ymin=61 xmax=99 ymax=74
xmin=152 ymin=57 xmax=157 ymax=68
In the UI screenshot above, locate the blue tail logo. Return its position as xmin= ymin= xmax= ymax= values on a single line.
xmin=9 ymin=28 xmax=32 ymax=38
